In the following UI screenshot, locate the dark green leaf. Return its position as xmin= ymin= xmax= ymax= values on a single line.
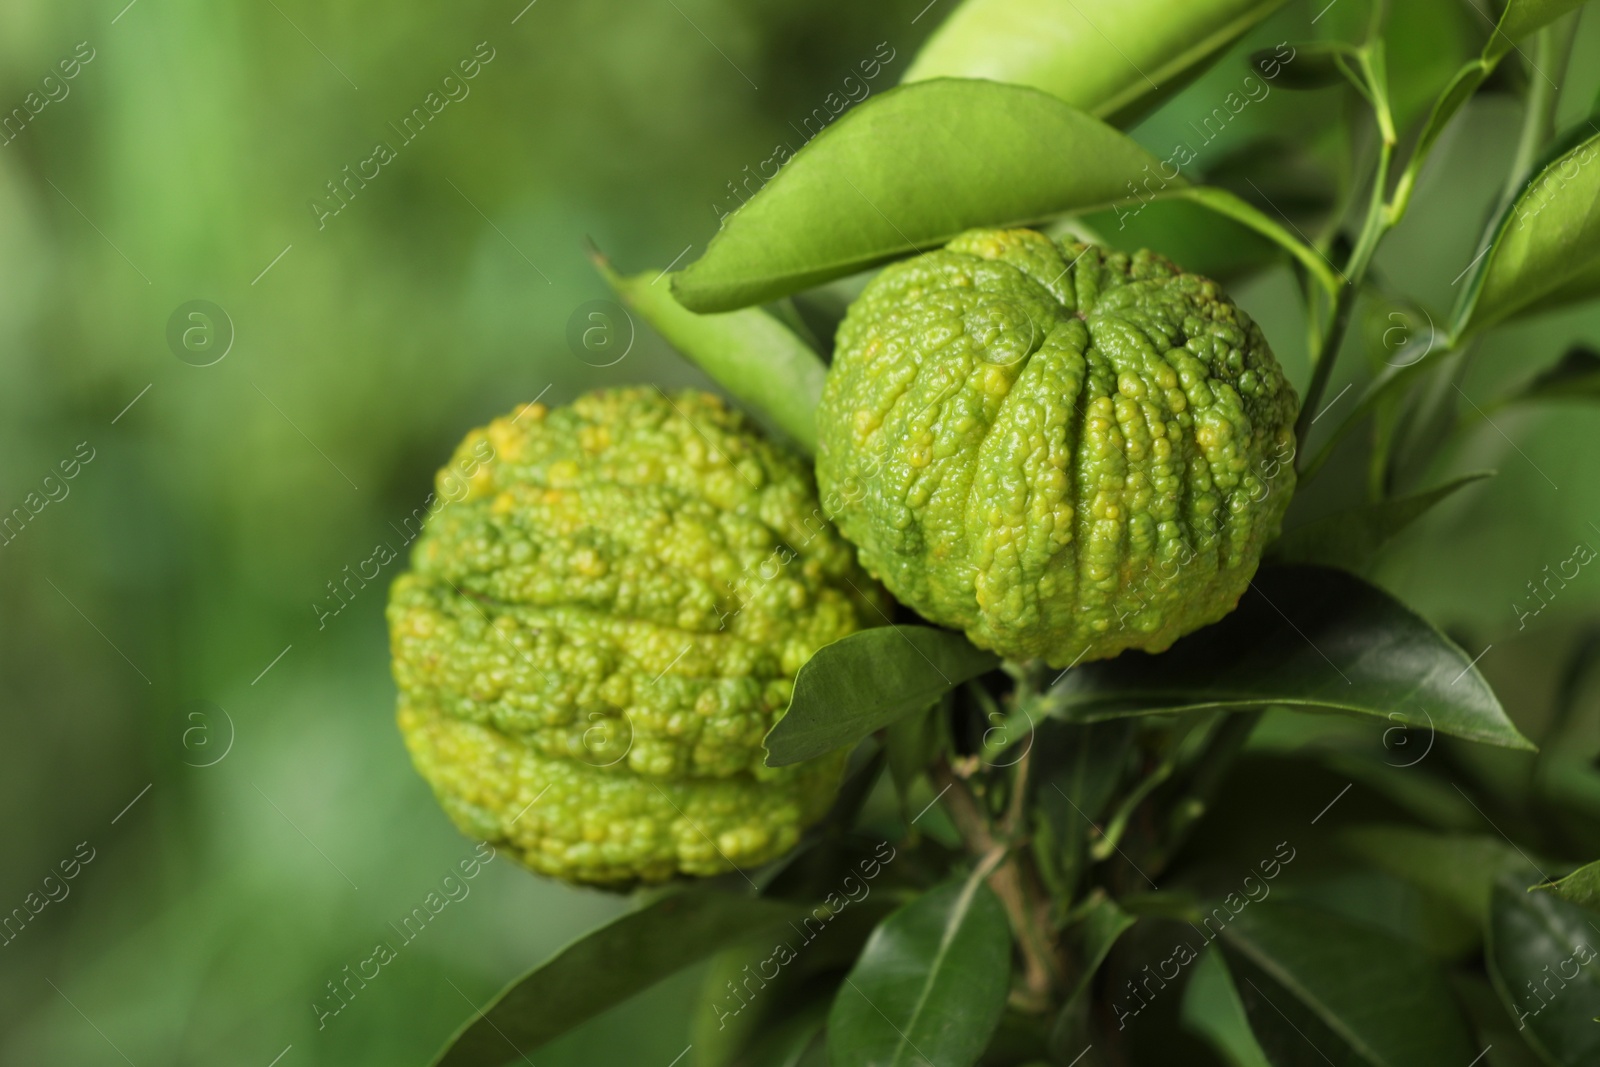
xmin=1248 ymin=42 xmax=1348 ymax=90
xmin=1169 ymin=186 xmax=1340 ymax=294
xmin=1268 ymin=472 xmax=1493 ymax=572
xmin=1340 ymin=825 xmax=1535 ymax=926
xmin=594 ymin=252 xmax=826 ymax=453
xmin=1453 ymin=127 xmax=1600 ymax=338
xmin=885 ymin=702 xmax=941 ymax=806
xmin=1083 ymin=196 xmax=1282 ymax=282
xmin=1487 ymin=875 xmax=1600 ymax=1065
xmin=1219 ymin=901 xmax=1478 ymax=1066
xmin=1533 ymin=858 xmax=1600 ymax=910
xmin=431 ymin=891 xmax=803 ymax=1067
xmin=765 ymin=626 xmax=998 ymax=767
xmin=903 ymin=0 xmax=1286 ymax=124
xmin=672 ymin=80 xmax=1162 ymax=312
xmin=693 ymin=894 xmax=895 ymax=1067
xmin=1031 ymin=718 xmax=1136 ymax=898
xmin=828 ymin=875 xmax=1011 ymax=1067
xmin=1504 ymin=344 xmax=1600 ymax=406
xmin=1182 ymin=947 xmax=1271 ymax=1067
xmin=1052 ymin=565 xmax=1533 ymax=750
xmin=1059 ymin=892 xmax=1135 ymax=1021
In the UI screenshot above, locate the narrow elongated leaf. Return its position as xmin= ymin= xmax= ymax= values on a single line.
xmin=595 ymin=254 xmax=826 ymax=453
xmin=1487 ymin=875 xmax=1600 ymax=1065
xmin=431 ymin=891 xmax=803 ymax=1066
xmin=1051 ymin=565 xmax=1534 ymax=751
xmin=1454 ymin=128 xmax=1600 ymax=337
xmin=1486 ymin=0 xmax=1589 ymax=62
xmin=1268 ymin=472 xmax=1493 ymax=572
xmin=903 ymin=0 xmax=1286 ymax=125
xmin=1219 ymin=902 xmax=1478 ymax=1066
xmin=1533 ymin=858 xmax=1600 ymax=910
xmin=828 ymin=876 xmax=1011 ymax=1067
xmin=764 ymin=626 xmax=998 ymax=767
xmin=1340 ymin=825 xmax=1535 ymax=926
xmin=672 ymin=80 xmax=1165 ymax=312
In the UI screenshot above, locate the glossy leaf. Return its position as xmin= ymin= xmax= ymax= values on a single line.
xmin=1487 ymin=875 xmax=1600 ymax=1065
xmin=828 ymin=875 xmax=1011 ymax=1067
xmin=595 ymin=253 xmax=826 ymax=453
xmin=1486 ymin=0 xmax=1590 ymax=62
xmin=673 ymin=80 xmax=1338 ymax=312
xmin=672 ymin=80 xmax=1161 ymax=312
xmin=1050 ymin=565 xmax=1534 ymax=751
xmin=431 ymin=891 xmax=802 ymax=1066
xmin=1340 ymin=825 xmax=1535 ymax=926
xmin=902 ymin=0 xmax=1286 ymax=125
xmin=1453 ymin=128 xmax=1600 ymax=338
xmin=1268 ymin=472 xmax=1493 ymax=572
xmin=1533 ymin=858 xmax=1600 ymax=910
xmin=764 ymin=626 xmax=998 ymax=767
xmin=1219 ymin=901 xmax=1478 ymax=1066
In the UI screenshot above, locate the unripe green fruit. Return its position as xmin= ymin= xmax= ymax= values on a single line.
xmin=389 ymin=388 xmax=885 ymax=885
xmin=816 ymin=229 xmax=1298 ymax=667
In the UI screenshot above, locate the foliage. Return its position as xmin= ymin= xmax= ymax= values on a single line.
xmin=411 ymin=1 xmax=1600 ymax=1064
xmin=12 ymin=0 xmax=1600 ymax=1065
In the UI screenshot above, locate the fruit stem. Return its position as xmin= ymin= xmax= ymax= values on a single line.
xmin=931 ymin=755 xmax=1060 ymax=1013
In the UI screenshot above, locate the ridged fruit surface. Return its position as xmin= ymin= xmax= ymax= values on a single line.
xmin=816 ymin=228 xmax=1298 ymax=667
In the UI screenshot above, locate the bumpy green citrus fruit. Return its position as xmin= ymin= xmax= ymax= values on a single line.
xmin=817 ymin=229 xmax=1298 ymax=667
xmin=389 ymin=387 xmax=885 ymax=885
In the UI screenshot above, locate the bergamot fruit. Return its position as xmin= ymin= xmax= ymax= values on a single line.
xmin=389 ymin=387 xmax=885 ymax=885
xmin=816 ymin=229 xmax=1298 ymax=667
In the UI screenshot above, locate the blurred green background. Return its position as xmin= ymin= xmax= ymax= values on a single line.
xmin=3 ymin=1 xmax=1600 ymax=1064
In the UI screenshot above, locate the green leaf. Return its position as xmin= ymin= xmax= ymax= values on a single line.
xmin=1065 ymin=893 xmax=1136 ymax=1005
xmin=1168 ymin=186 xmax=1341 ymax=294
xmin=1218 ymin=901 xmax=1478 ymax=1066
xmin=1487 ymin=875 xmax=1600 ymax=1065
xmin=902 ymin=0 xmax=1286 ymax=125
xmin=431 ymin=891 xmax=803 ymax=1067
xmin=671 ymin=80 xmax=1338 ymax=312
xmin=593 ymin=252 xmax=827 ymax=454
xmin=1339 ymin=825 xmax=1536 ymax=926
xmin=764 ymin=626 xmax=998 ymax=767
xmin=828 ymin=874 xmax=1011 ymax=1067
xmin=1182 ymin=946 xmax=1271 ymax=1067
xmin=671 ymin=80 xmax=1164 ymax=312
xmin=1503 ymin=344 xmax=1600 ymax=407
xmin=1453 ymin=127 xmax=1600 ymax=338
xmin=1268 ymin=472 xmax=1493 ymax=572
xmin=693 ymin=894 xmax=895 ymax=1067
xmin=1031 ymin=718 xmax=1136 ymax=898
xmin=1051 ymin=565 xmax=1534 ymax=751
xmin=1247 ymin=41 xmax=1346 ymax=90
xmin=1082 ymin=196 xmax=1280 ymax=282
xmin=1485 ymin=0 xmax=1590 ymax=62
xmin=1532 ymin=858 xmax=1600 ymax=910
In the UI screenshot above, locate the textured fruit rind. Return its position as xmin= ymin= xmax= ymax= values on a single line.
xmin=389 ymin=387 xmax=886 ymax=885
xmin=816 ymin=229 xmax=1299 ymax=667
